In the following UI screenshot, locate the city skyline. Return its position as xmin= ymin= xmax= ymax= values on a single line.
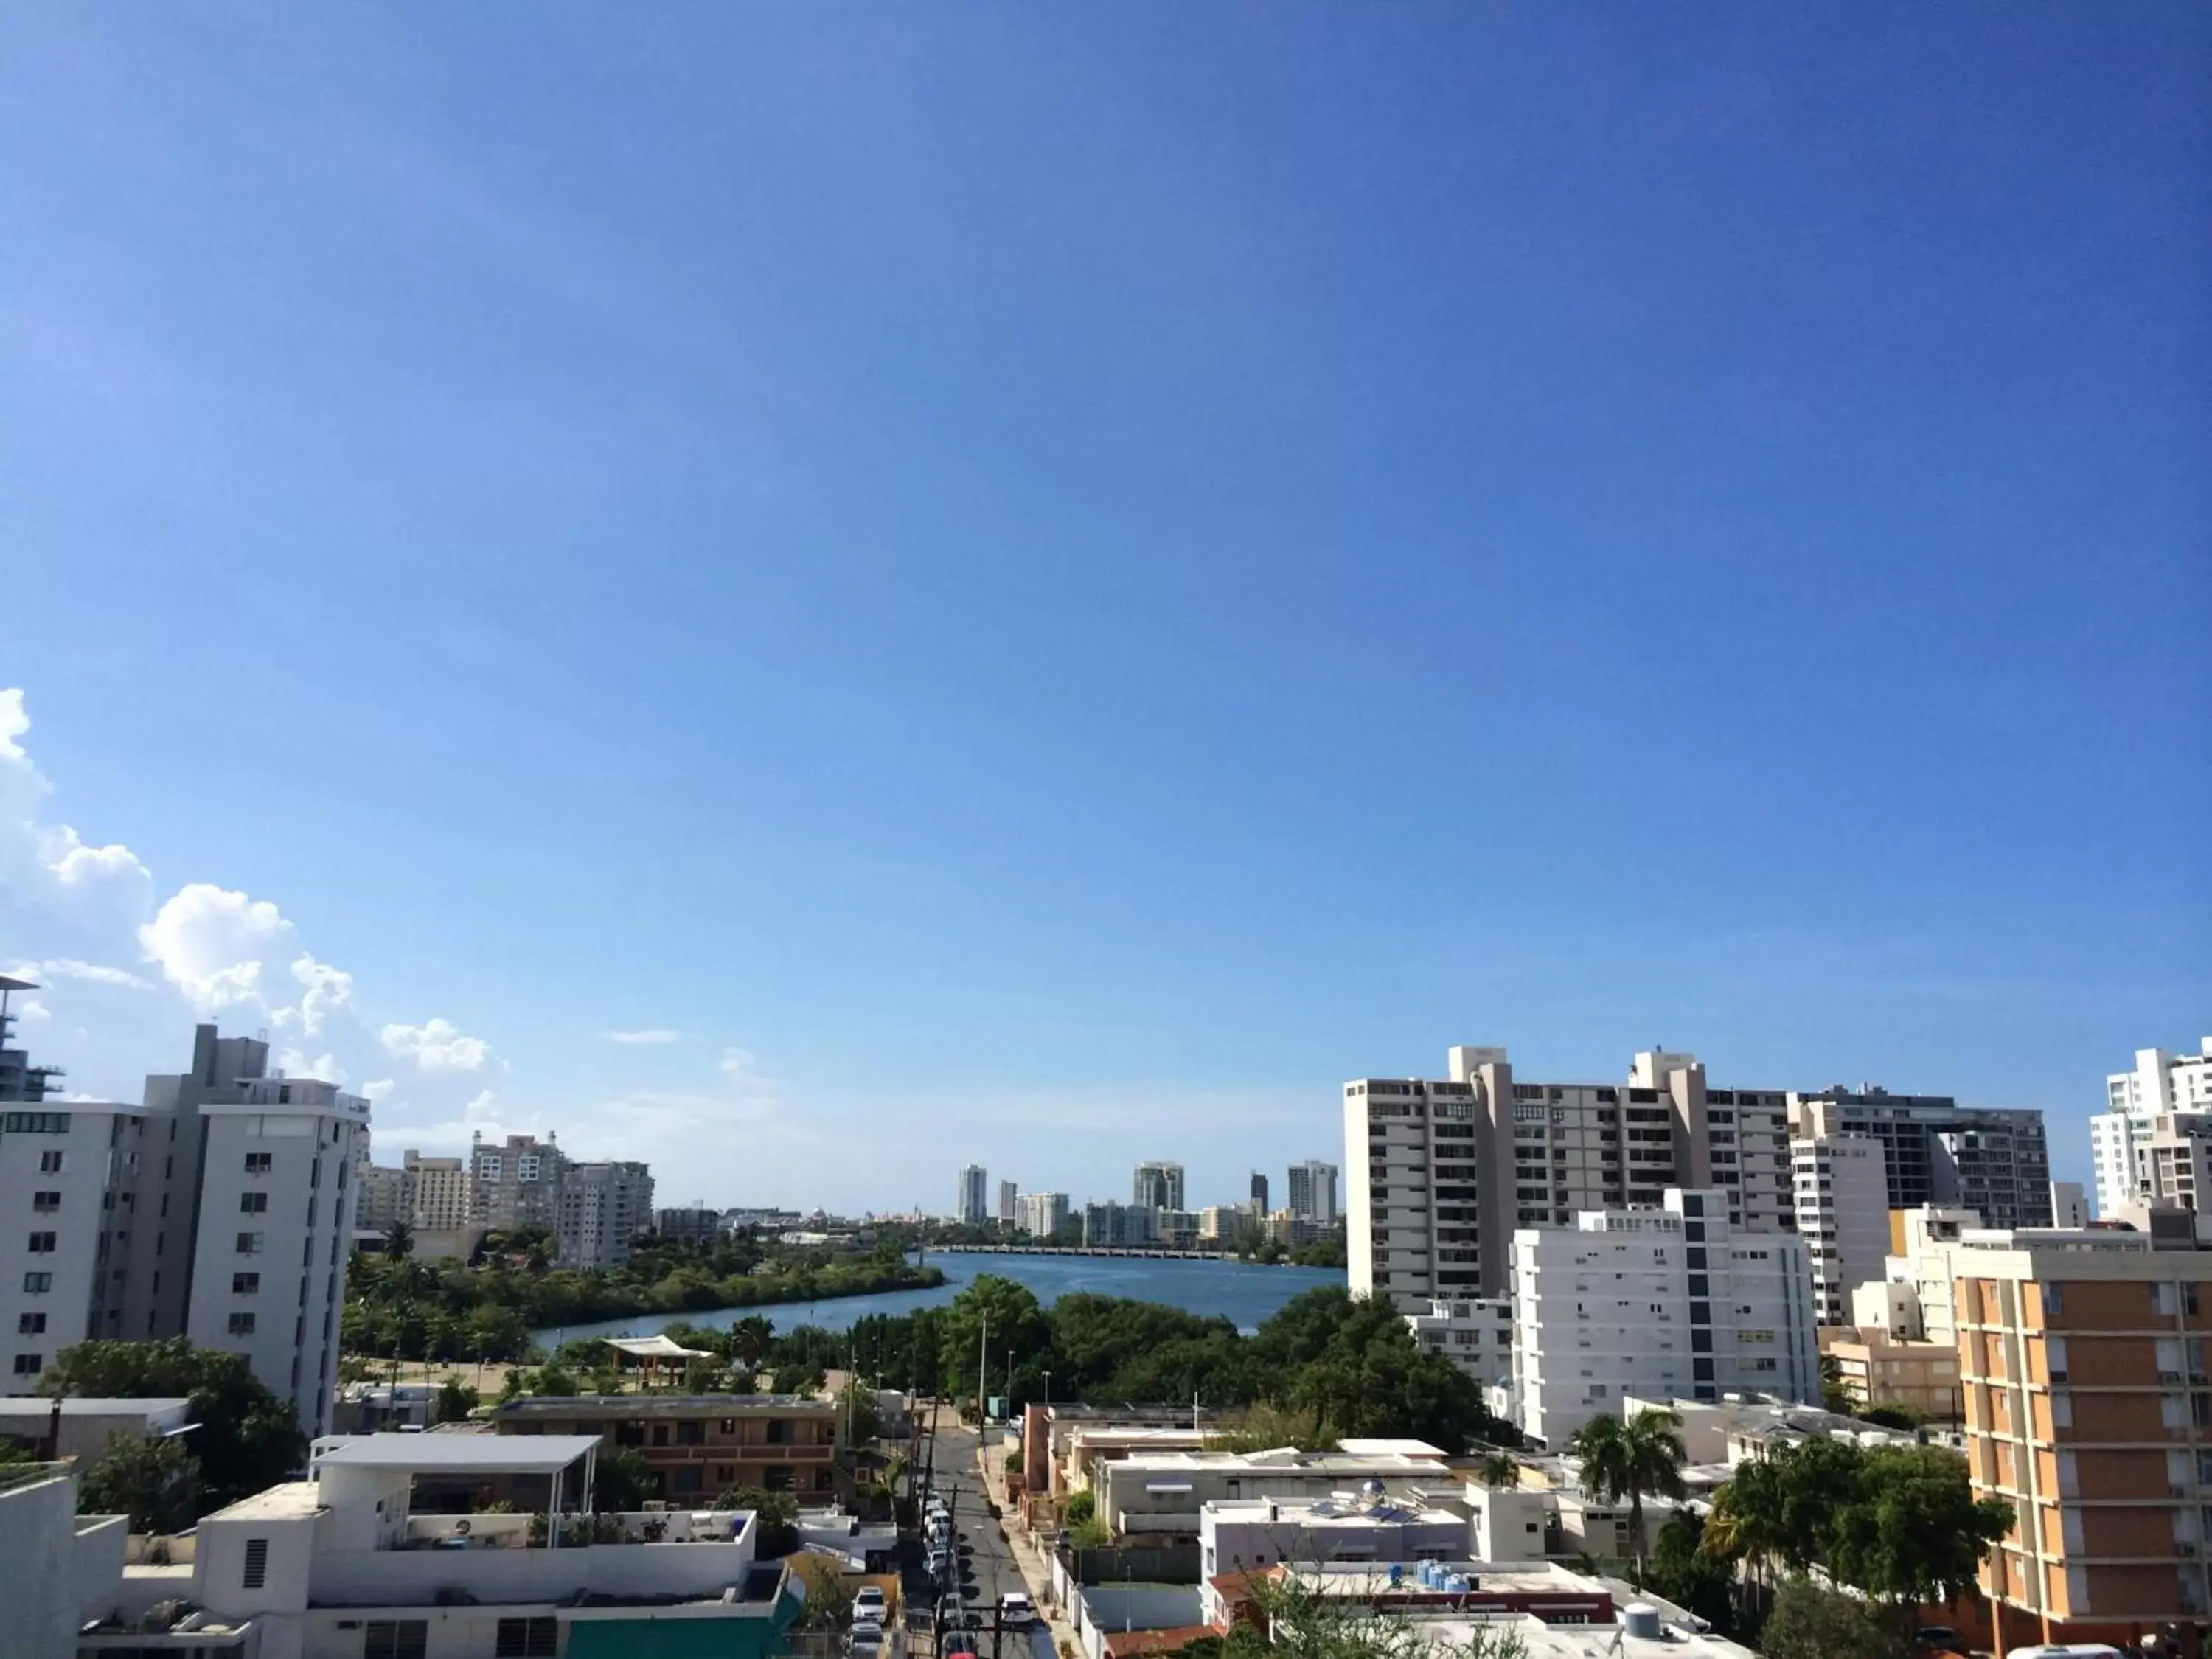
xmin=2 ymin=6 xmax=2205 ymax=1213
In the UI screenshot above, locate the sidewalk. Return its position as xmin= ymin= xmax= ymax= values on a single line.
xmin=977 ymin=1442 xmax=1079 ymax=1659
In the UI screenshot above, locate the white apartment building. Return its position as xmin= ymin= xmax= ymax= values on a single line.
xmin=405 ymin=1150 xmax=472 ymax=1232
xmin=2143 ymin=1113 xmax=2212 ymax=1214
xmin=1882 ymin=1205 xmax=1982 ymax=1345
xmin=1792 ymin=1085 xmax=2053 ymax=1231
xmin=1133 ymin=1161 xmax=1186 ymax=1211
xmin=2051 ymin=1180 xmax=2089 ymax=1228
xmin=470 ymin=1132 xmax=566 ymax=1233
xmin=353 ymin=1158 xmax=409 ymax=1234
xmin=2091 ymin=1040 xmax=2212 ymax=1218
xmin=4 ymin=1012 xmax=370 ymax=1438
xmin=1510 ymin=1189 xmax=1819 ymax=1448
xmin=1 ymin=1099 xmax=146 ymax=1384
xmin=997 ymin=1179 xmax=1019 ymax=1227
xmin=1018 ymin=1190 xmax=1071 ymax=1238
xmin=1199 ymin=1493 xmax=1468 ymax=1577
xmin=1405 ymin=1296 xmax=1514 ymax=1390
xmin=955 ymin=1164 xmax=989 ymax=1225
xmin=1287 ymin=1160 xmax=1339 ymax=1225
xmin=1347 ymin=1045 xmax=1795 ymax=1308
xmin=186 ymin=1074 xmax=369 ymax=1438
xmin=1097 ymin=1441 xmax=1458 ymax=1542
xmin=1791 ymin=1135 xmax=1891 ymax=1325
xmin=558 ymin=1161 xmax=655 ymax=1269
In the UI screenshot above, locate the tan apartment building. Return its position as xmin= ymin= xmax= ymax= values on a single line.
xmin=1958 ymin=1236 xmax=2212 ymax=1649
xmin=1821 ymin=1326 xmax=1961 ymax=1421
xmin=491 ymin=1394 xmax=841 ymax=1504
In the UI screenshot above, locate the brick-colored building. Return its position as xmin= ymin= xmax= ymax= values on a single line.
xmin=492 ymin=1394 xmax=841 ymax=1504
xmin=1957 ymin=1237 xmax=2212 ymax=1649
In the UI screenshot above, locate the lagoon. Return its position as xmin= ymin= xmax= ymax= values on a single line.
xmin=533 ymin=1251 xmax=1346 ymax=1348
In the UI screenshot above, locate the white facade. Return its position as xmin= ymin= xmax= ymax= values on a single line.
xmin=1098 ymin=1441 xmax=1456 ymax=1540
xmin=997 ymin=1178 xmax=1020 ymax=1226
xmin=557 ymin=1160 xmax=655 ymax=1268
xmin=1511 ymin=1189 xmax=1819 ymax=1448
xmin=186 ymin=1077 xmax=369 ymax=1439
xmin=1018 ymin=1190 xmax=1071 ymax=1238
xmin=1790 ymin=1135 xmax=1890 ymax=1325
xmin=956 ymin=1164 xmax=989 ymax=1225
xmin=2093 ymin=1040 xmax=2212 ymax=1219
xmin=470 ymin=1133 xmax=566 ymax=1232
xmin=1 ymin=1102 xmax=145 ymax=1385
xmin=1405 ymin=1296 xmax=1514 ymax=1388
xmin=0 ymin=1461 xmax=129 ymax=1659
xmin=2049 ymin=1180 xmax=2089 ymax=1229
xmin=1198 ymin=1495 xmax=1467 ymax=1578
xmin=1287 ymin=1159 xmax=1339 ymax=1225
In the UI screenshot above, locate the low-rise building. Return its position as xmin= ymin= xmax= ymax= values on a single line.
xmin=0 ymin=1395 xmax=192 ymax=1462
xmin=70 ymin=1432 xmax=803 ymax=1659
xmin=1200 ymin=1493 xmax=1466 ymax=1576
xmin=0 ymin=1458 xmax=131 ymax=1659
xmin=1820 ymin=1323 xmax=1962 ymax=1422
xmin=1405 ymin=1297 xmax=1514 ymax=1389
xmin=1096 ymin=1441 xmax=1457 ymax=1543
xmin=652 ymin=1205 xmax=722 ymax=1244
xmin=492 ymin=1394 xmax=841 ymax=1505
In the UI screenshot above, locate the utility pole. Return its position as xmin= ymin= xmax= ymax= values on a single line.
xmin=977 ymin=1310 xmax=989 ymax=1425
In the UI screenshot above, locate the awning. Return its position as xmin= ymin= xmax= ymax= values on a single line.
xmin=605 ymin=1335 xmax=715 ymax=1360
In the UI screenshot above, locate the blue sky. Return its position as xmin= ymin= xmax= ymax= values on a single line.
xmin=1 ymin=4 xmax=2205 ymax=1213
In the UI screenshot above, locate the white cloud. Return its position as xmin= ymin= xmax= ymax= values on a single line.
xmin=138 ymin=883 xmax=294 ymax=1010
xmin=287 ymin=953 xmax=355 ymax=1036
xmin=361 ymin=1079 xmax=396 ymax=1103
xmin=18 ymin=998 xmax=49 ymax=1022
xmin=6 ymin=957 xmax=153 ymax=990
xmin=0 ymin=689 xmax=26 ymax=762
xmin=462 ymin=1089 xmax=500 ymax=1123
xmin=277 ymin=1048 xmax=346 ymax=1085
xmin=602 ymin=1029 xmax=679 ymax=1045
xmin=380 ymin=1017 xmax=491 ymax=1072
xmin=719 ymin=1046 xmax=765 ymax=1081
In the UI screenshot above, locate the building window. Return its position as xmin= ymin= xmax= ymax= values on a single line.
xmin=26 ymin=1232 xmax=55 ymax=1253
xmin=364 ymin=1620 xmax=429 ymax=1659
xmin=495 ymin=1618 xmax=559 ymax=1658
xmin=12 ymin=1354 xmax=41 ymax=1375
xmin=229 ymin=1312 xmax=257 ymax=1336
xmin=18 ymin=1313 xmax=45 ymax=1335
xmin=22 ymin=1272 xmax=51 ymax=1293
xmin=244 ymin=1152 xmax=273 ymax=1174
xmin=236 ymin=1233 xmax=263 ymax=1254
xmin=31 ymin=1191 xmax=60 ymax=1212
xmin=240 ymin=1192 xmax=269 ymax=1214
xmin=234 ymin=1272 xmax=260 ymax=1295
xmin=38 ymin=1150 xmax=63 ymax=1173
xmin=242 ymin=1537 xmax=269 ymax=1587
xmin=676 ymin=1419 xmax=704 ymax=1446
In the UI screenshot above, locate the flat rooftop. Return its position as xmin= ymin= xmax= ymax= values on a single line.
xmin=316 ymin=1433 xmax=602 ymax=1474
xmin=1114 ymin=1447 xmax=1450 ymax=1475
xmin=1279 ymin=1561 xmax=1607 ymax=1599
xmin=206 ymin=1481 xmax=324 ymax=1521
xmin=0 ymin=1397 xmax=191 ymax=1419
xmin=493 ymin=1394 xmax=833 ymax=1416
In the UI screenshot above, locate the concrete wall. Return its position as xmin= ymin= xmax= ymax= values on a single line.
xmin=1071 ymin=1585 xmax=1205 ymax=1659
xmin=0 ymin=1469 xmax=83 ymax=1659
xmin=300 ymin=1539 xmax=757 ymax=1607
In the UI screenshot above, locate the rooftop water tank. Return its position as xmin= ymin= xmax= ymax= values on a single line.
xmin=1623 ymin=1604 xmax=1663 ymax=1641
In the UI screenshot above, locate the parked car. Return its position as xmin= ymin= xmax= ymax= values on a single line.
xmin=853 ymin=1587 xmax=888 ymax=1624
xmin=848 ymin=1633 xmax=883 ymax=1659
xmin=939 ymin=1595 xmax=978 ymax=1630
xmin=945 ymin=1638 xmax=978 ymax=1659
xmin=998 ymin=1593 xmax=1035 ymax=1627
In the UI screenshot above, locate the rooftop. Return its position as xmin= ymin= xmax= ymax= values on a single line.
xmin=1115 ymin=1444 xmax=1449 ymax=1475
xmin=206 ymin=1480 xmax=324 ymax=1521
xmin=0 ymin=1396 xmax=192 ymax=1419
xmin=316 ymin=1433 xmax=602 ymax=1474
xmin=493 ymin=1394 xmax=834 ymax=1417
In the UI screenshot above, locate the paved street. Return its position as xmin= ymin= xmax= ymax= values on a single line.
xmin=919 ymin=1414 xmax=1057 ymax=1659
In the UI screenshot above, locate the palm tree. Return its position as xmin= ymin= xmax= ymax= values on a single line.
xmin=1473 ymin=1451 xmax=1520 ymax=1489
xmin=1701 ymin=1458 xmax=1789 ymax=1620
xmin=1567 ymin=1408 xmax=1687 ymax=1580
xmin=383 ymin=1220 xmax=416 ymax=1258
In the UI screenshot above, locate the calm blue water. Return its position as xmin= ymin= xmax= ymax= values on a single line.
xmin=533 ymin=1251 xmax=1346 ymax=1346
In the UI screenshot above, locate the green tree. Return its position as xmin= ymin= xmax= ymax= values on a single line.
xmin=592 ymin=1446 xmax=656 ymax=1512
xmin=714 ymin=1484 xmax=799 ymax=1555
xmin=1826 ymin=1444 xmax=2011 ymax=1625
xmin=1644 ymin=1513 xmax=1738 ymax=1638
xmin=1062 ymin=1489 xmax=1096 ymax=1526
xmin=77 ymin=1433 xmax=202 ymax=1534
xmin=1700 ymin=1455 xmax=1791 ymax=1615
xmin=40 ymin=1339 xmax=303 ymax=1509
xmin=434 ymin=1375 xmax=480 ymax=1425
xmin=1565 ymin=1408 xmax=1686 ymax=1580
xmin=939 ymin=1275 xmax=1051 ymax=1405
xmin=1757 ymin=1578 xmax=1904 ymax=1659
xmin=1472 ymin=1451 xmax=1520 ymax=1489
xmin=382 ymin=1220 xmax=416 ymax=1258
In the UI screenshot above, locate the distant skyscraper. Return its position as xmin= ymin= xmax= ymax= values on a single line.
xmin=1132 ymin=1161 xmax=1185 ymax=1211
xmin=1287 ymin=1160 xmax=1338 ymax=1225
xmin=956 ymin=1164 xmax=989 ymax=1225
xmin=1249 ymin=1171 xmax=1269 ymax=1213
xmin=1019 ymin=1191 xmax=1071 ymax=1238
xmin=2090 ymin=1040 xmax=2212 ymax=1218
xmin=997 ymin=1179 xmax=1019 ymax=1226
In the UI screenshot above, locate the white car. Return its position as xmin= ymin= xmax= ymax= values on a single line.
xmin=852 ymin=1587 xmax=888 ymax=1624
xmin=998 ymin=1593 xmax=1035 ymax=1626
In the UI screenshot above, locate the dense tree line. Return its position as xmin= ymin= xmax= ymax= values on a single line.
xmin=344 ymin=1229 xmax=944 ymax=1363
xmin=658 ymin=1278 xmax=1516 ymax=1454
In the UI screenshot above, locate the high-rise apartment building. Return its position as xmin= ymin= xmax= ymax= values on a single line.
xmin=559 ymin=1161 xmax=655 ymax=1269
xmin=1132 ymin=1161 xmax=1185 ymax=1212
xmin=2050 ymin=1181 xmax=2090 ymax=1229
xmin=186 ymin=1072 xmax=367 ymax=1436
xmin=1791 ymin=1085 xmax=2053 ymax=1231
xmin=1958 ymin=1231 xmax=2212 ymax=1646
xmin=1082 ymin=1200 xmax=1152 ymax=1248
xmin=1346 ymin=1045 xmax=1795 ymax=1307
xmin=1249 ymin=1172 xmax=1269 ymax=1214
xmin=1018 ymin=1191 xmax=1071 ymax=1239
xmin=405 ymin=1150 xmax=472 ymax=1232
xmin=2092 ymin=1042 xmax=2212 ymax=1218
xmin=955 ymin=1164 xmax=989 ymax=1226
xmin=997 ymin=1179 xmax=1020 ymax=1227
xmin=1792 ymin=1136 xmax=1891 ymax=1325
xmin=353 ymin=1156 xmax=410 ymax=1234
xmin=1510 ymin=1189 xmax=1820 ymax=1447
xmin=1 ymin=1093 xmax=147 ymax=1385
xmin=1287 ymin=1160 xmax=1338 ymax=1226
xmin=653 ymin=1205 xmax=721 ymax=1244
xmin=470 ymin=1133 xmax=567 ymax=1234
xmin=0 ymin=975 xmax=60 ymax=1102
